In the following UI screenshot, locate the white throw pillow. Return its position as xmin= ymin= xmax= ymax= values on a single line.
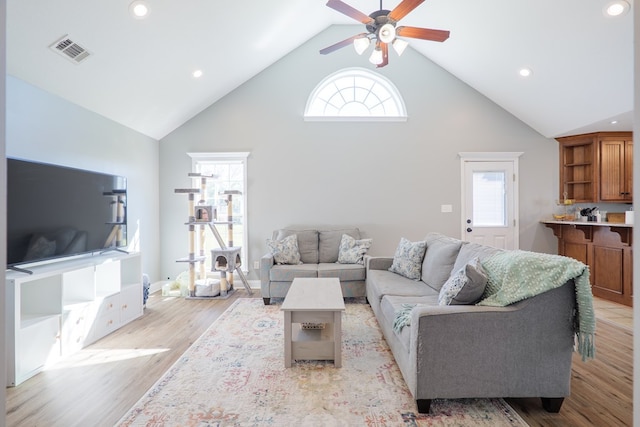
xmin=388 ymin=238 xmax=428 ymax=280
xmin=266 ymin=234 xmax=302 ymax=265
xmin=337 ymin=234 xmax=373 ymax=264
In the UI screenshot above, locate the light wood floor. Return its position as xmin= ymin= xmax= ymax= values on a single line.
xmin=6 ymin=292 xmax=632 ymax=427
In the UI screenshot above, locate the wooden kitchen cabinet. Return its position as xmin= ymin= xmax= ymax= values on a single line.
xmin=599 ymin=135 xmax=633 ymax=202
xmin=557 ymin=131 xmax=633 ymax=203
xmin=557 ymin=133 xmax=598 ymax=203
xmin=543 ymin=221 xmax=632 ymax=306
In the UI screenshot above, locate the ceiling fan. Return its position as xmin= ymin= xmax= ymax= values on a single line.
xmin=320 ymin=0 xmax=450 ymax=68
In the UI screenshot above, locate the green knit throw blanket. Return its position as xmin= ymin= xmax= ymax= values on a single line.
xmin=478 ymin=250 xmax=596 ymax=361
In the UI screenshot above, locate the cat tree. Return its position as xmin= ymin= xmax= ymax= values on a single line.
xmin=174 ymin=174 xmax=252 ymax=298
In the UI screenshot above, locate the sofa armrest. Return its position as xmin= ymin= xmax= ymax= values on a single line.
xmin=260 ymin=253 xmax=274 ymax=286
xmin=366 ymin=256 xmax=393 ymax=271
xmin=408 ymin=283 xmax=575 ymax=399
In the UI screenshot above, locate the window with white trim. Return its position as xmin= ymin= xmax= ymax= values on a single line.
xmin=304 ymin=67 xmax=407 ymax=121
xmin=188 ymin=152 xmax=249 ymax=272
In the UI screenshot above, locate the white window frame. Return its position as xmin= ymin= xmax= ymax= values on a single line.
xmin=304 ymin=67 xmax=407 ymax=121
xmin=187 ymin=152 xmax=249 ymax=272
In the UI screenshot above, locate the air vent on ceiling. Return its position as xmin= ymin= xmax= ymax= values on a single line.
xmin=49 ymin=35 xmax=91 ymax=64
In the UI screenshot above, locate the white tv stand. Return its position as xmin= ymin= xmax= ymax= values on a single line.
xmin=5 ymin=251 xmax=143 ymax=386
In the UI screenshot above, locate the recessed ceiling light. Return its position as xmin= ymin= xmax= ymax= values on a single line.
xmin=519 ymin=68 xmax=532 ymax=78
xmin=604 ymin=0 xmax=630 ymax=17
xmin=192 ymin=70 xmax=203 ymax=78
xmin=129 ymin=1 xmax=150 ymax=19
xmin=611 ymin=120 xmax=619 ymax=124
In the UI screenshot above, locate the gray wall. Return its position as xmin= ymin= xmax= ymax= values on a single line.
xmin=159 ymin=26 xmax=560 ymax=281
xmin=6 ymin=76 xmax=162 ymax=281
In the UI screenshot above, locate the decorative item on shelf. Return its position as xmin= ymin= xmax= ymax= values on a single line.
xmin=607 ymin=212 xmax=626 ymax=223
xmin=301 ymin=322 xmax=326 ymax=330
xmin=553 ymin=192 xmax=576 ymax=220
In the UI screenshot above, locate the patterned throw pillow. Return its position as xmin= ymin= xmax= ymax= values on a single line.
xmin=266 ymin=234 xmax=302 ymax=265
xmin=337 ymin=234 xmax=373 ymax=264
xmin=438 ymin=257 xmax=488 ymax=305
xmin=388 ymin=238 xmax=428 ymax=280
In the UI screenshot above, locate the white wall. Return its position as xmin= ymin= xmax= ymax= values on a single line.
xmin=159 ymin=26 xmax=560 ymax=281
xmin=1 ymin=0 xmax=7 ymax=420
xmin=5 ymin=76 xmax=162 ymax=281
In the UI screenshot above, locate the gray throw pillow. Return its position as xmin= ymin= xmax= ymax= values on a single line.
xmin=388 ymin=238 xmax=428 ymax=280
xmin=266 ymin=234 xmax=302 ymax=265
xmin=438 ymin=257 xmax=488 ymax=305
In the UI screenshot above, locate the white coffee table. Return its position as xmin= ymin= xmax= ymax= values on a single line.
xmin=281 ymin=277 xmax=345 ymax=368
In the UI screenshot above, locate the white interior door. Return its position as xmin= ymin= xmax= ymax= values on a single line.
xmin=461 ymin=156 xmax=519 ymax=249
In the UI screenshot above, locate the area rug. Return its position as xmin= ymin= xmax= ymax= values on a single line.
xmin=117 ymin=298 xmax=528 ymax=426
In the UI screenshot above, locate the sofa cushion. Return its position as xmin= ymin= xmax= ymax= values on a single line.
xmin=337 ymin=234 xmax=372 ymax=265
xmin=438 ymin=257 xmax=488 ymax=305
xmin=274 ymin=229 xmax=319 ymax=263
xmin=319 ymin=228 xmax=360 ymax=263
xmin=267 ymin=234 xmax=302 ymax=265
xmin=269 ymin=264 xmax=318 ymax=281
xmin=318 ymin=263 xmax=366 ymax=281
xmin=388 ymin=238 xmax=428 ymax=280
xmin=367 ymin=270 xmax=435 ymax=306
xmin=380 ymin=295 xmax=440 ymax=353
xmin=452 ymin=241 xmax=504 ymax=273
xmin=421 ymin=233 xmax=463 ymax=291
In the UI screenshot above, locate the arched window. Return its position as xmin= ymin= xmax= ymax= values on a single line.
xmin=304 ymin=67 xmax=407 ymax=121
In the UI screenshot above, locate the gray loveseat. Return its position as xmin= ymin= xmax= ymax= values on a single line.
xmin=366 ymin=232 xmax=585 ymax=414
xmin=260 ymin=227 xmax=368 ymax=305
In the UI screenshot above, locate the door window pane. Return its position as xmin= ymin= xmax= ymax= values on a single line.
xmin=473 ymin=171 xmax=506 ymax=226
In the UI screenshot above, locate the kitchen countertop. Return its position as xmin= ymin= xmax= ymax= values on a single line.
xmin=541 ymin=220 xmax=633 ymax=228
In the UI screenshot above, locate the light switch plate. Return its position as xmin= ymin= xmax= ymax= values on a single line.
xmin=441 ymin=204 xmax=453 ymax=213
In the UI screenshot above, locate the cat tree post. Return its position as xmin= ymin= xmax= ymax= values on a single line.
xmin=189 ymin=172 xmax=217 ymax=281
xmin=174 ymin=188 xmax=204 ymax=297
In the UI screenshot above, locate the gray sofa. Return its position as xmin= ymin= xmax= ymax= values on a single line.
xmin=260 ymin=227 xmax=368 ymax=305
xmin=366 ymin=232 xmax=579 ymax=414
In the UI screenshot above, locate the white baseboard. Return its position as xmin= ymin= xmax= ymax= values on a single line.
xmin=151 ymin=279 xmax=260 ymax=294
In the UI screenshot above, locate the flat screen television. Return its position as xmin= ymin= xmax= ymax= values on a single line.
xmin=7 ymin=157 xmax=127 ymax=269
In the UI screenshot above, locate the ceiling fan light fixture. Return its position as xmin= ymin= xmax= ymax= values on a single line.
xmin=378 ymin=23 xmax=396 ymax=44
xmin=354 ymin=37 xmax=371 ymax=55
xmin=392 ymin=38 xmax=409 ymax=56
xmin=369 ymin=48 xmax=384 ymax=65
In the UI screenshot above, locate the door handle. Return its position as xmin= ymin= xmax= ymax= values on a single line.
xmin=466 ymin=227 xmax=472 ymax=232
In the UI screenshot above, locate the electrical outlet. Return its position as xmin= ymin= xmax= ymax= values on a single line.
xmin=253 ymin=261 xmax=260 ymax=270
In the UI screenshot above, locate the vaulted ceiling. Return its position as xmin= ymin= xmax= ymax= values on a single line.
xmin=7 ymin=0 xmax=634 ymax=140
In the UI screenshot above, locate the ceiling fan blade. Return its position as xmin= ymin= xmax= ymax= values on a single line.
xmin=326 ymin=0 xmax=374 ymax=24
xmin=388 ymin=0 xmax=426 ymax=22
xmin=377 ymin=42 xmax=389 ymax=68
xmin=396 ymin=26 xmax=450 ymax=42
xmin=319 ymin=33 xmax=369 ymax=55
